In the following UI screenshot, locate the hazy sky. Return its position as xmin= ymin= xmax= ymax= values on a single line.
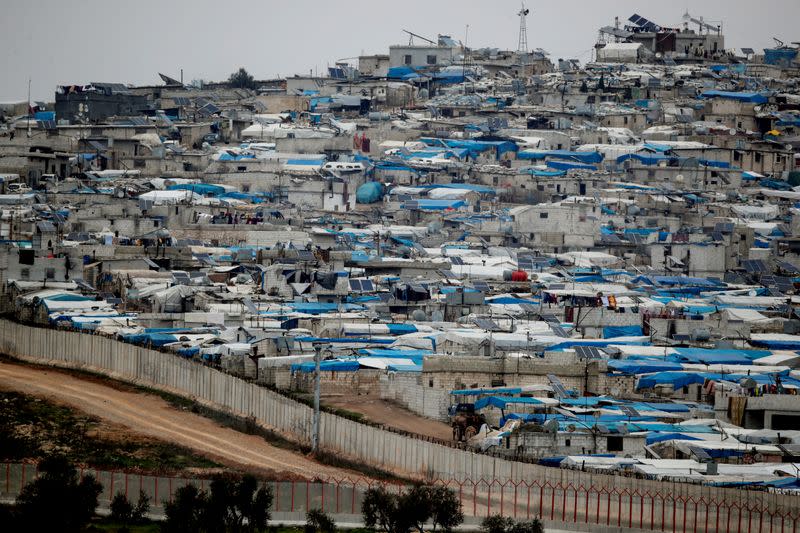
xmin=1 ymin=0 xmax=798 ymax=102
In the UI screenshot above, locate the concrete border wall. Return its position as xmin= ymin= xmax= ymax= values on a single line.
xmin=1 ymin=319 xmax=798 ymax=523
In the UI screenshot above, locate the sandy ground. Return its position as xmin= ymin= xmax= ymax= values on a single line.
xmin=323 ymin=396 xmax=453 ymax=441
xmin=0 ymin=361 xmax=363 ymax=481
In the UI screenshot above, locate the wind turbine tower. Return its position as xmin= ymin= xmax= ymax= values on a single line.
xmin=517 ymin=2 xmax=530 ymax=53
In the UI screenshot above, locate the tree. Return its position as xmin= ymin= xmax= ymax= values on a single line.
xmin=165 ymin=475 xmax=272 ymax=533
xmin=362 ymin=486 xmax=403 ymax=533
xmin=362 ymin=485 xmax=463 ymax=533
xmin=509 ymin=519 xmax=544 ymax=533
xmin=427 ymin=486 xmax=464 ymax=533
xmin=228 ymin=67 xmax=258 ymax=90
xmin=206 ymin=474 xmax=272 ymax=533
xmin=305 ymin=508 xmax=336 ymax=533
xmin=110 ymin=492 xmax=134 ymax=523
xmin=110 ymin=490 xmax=150 ymax=525
xmin=163 ymin=484 xmax=208 ymax=533
xmin=14 ymin=456 xmax=102 ymax=533
xmin=481 ymin=514 xmax=515 ymax=533
xmin=481 ymin=514 xmax=543 ymax=533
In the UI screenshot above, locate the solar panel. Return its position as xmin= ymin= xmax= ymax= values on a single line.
xmin=741 ymin=48 xmax=755 ymax=55
xmin=37 ymin=120 xmax=56 ymax=130
xmin=75 ymin=280 xmax=95 ymax=291
xmin=172 ymin=272 xmax=190 ymax=285
xmin=403 ymin=200 xmax=419 ymax=209
xmin=689 ymin=446 xmax=713 ymax=462
xmin=601 ymin=234 xmax=623 ymax=244
xmin=129 ymin=117 xmax=150 ymax=126
xmin=520 ymin=303 xmax=538 ymax=314
xmin=199 ymin=103 xmax=220 ymax=115
xmin=547 ymin=374 xmax=569 ymax=399
xmin=742 ymin=259 xmax=768 ymax=273
xmin=439 ymin=269 xmax=456 ymax=279
xmin=349 ymin=279 xmax=375 ymax=292
xmin=714 ymin=222 xmax=734 ymax=234
xmin=473 ymin=318 xmax=501 ymax=331
xmin=297 ymin=250 xmax=315 ymax=261
xmin=778 ymin=261 xmax=799 ymax=274
xmin=574 ymin=346 xmax=603 ymax=359
xmin=472 ymin=281 xmax=490 ymax=292
xmin=242 ymin=298 xmax=258 ymax=314
xmin=450 ymin=256 xmax=464 ymax=266
xmin=377 ymin=292 xmax=391 ymax=302
xmin=775 ymin=277 xmax=794 ymax=292
xmin=548 ymin=283 xmax=566 ymax=290
xmin=710 ymin=232 xmax=724 ymax=242
xmin=723 ymin=272 xmax=745 ymax=284
xmin=173 ymin=97 xmax=190 ymax=106
xmin=619 ymin=405 xmax=640 ymax=417
xmin=194 ymin=253 xmax=216 ymax=266
xmin=760 ymin=275 xmax=777 ymax=288
xmin=628 ymin=13 xmax=660 ymax=32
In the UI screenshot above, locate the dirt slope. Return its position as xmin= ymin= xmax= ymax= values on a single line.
xmin=0 ymin=361 xmax=362 ymax=480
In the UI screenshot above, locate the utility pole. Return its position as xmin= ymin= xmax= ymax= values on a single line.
xmin=311 ymin=343 xmax=322 ymax=453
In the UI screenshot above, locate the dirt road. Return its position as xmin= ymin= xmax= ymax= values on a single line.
xmin=324 ymin=396 xmax=453 ymax=441
xmin=0 ymin=361 xmax=361 ymax=480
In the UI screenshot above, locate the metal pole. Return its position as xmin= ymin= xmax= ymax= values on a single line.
xmin=312 ymin=344 xmax=322 ymax=453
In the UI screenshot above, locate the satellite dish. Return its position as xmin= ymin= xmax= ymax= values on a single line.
xmin=543 ymin=419 xmax=559 ymax=433
xmin=729 ymin=129 xmax=736 ymax=135
xmin=431 ymin=310 xmax=444 ymax=322
xmin=411 ymin=309 xmax=428 ymax=321
xmin=676 ymin=174 xmax=685 ymax=182
xmin=567 ymin=424 xmax=576 ymax=433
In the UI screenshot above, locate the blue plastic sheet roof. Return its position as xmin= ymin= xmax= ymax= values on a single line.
xmin=474 ymin=396 xmax=547 ymax=410
xmin=608 ymin=360 xmax=683 ymax=375
xmin=168 ymin=183 xmax=226 ymax=195
xmin=546 ymin=160 xmax=597 ymax=171
xmin=401 ymin=199 xmax=466 ymax=210
xmin=616 ymin=153 xmax=678 ymax=165
xmin=517 ymin=150 xmax=604 ymax=163
xmin=646 ymin=432 xmax=703 ymax=445
xmin=700 ymin=91 xmax=768 ymax=104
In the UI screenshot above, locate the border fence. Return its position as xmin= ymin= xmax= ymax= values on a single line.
xmin=1 ymin=320 xmax=800 ymax=531
xmin=2 ymin=463 xmax=799 ymax=532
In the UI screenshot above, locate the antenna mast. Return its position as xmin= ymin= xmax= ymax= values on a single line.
xmin=517 ymin=2 xmax=530 ymax=53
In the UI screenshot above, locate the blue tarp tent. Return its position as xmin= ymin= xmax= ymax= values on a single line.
xmin=517 ymin=150 xmax=603 ymax=163
xmin=546 ymin=160 xmax=597 ymax=171
xmin=168 ymin=183 xmax=226 ymax=195
xmin=356 ymin=181 xmax=384 ymax=204
xmin=646 ymin=433 xmax=704 ymax=445
xmin=603 ymin=325 xmax=643 ymax=338
xmin=474 ymin=396 xmax=548 ymax=410
xmin=700 ymin=91 xmax=768 ymax=104
xmin=401 ymin=199 xmax=466 ymax=210
xmin=616 ymin=153 xmax=678 ymax=165
xmin=608 ymin=360 xmax=684 ymax=374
